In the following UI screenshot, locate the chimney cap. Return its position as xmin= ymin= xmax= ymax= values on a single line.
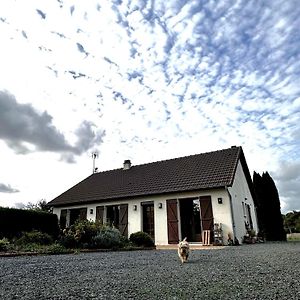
xmin=123 ymin=159 xmax=131 ymax=170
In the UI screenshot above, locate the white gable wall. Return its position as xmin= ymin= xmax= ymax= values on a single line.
xmin=228 ymin=160 xmax=258 ymax=243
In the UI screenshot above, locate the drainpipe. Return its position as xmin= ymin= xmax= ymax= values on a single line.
xmin=226 ymin=186 xmax=237 ymax=241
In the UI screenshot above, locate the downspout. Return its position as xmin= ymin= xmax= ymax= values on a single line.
xmin=226 ymin=186 xmax=237 ymax=241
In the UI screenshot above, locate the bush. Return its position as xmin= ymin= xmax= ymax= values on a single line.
xmin=15 ymin=230 xmax=53 ymax=246
xmin=129 ymin=231 xmax=154 ymax=247
xmin=92 ymin=226 xmax=123 ymax=249
xmin=45 ymin=243 xmax=68 ymax=254
xmin=0 ymin=207 xmax=59 ymax=239
xmin=0 ymin=238 xmax=10 ymax=252
xmin=59 ymin=220 xmax=102 ymax=248
xmin=59 ymin=234 xmax=77 ymax=249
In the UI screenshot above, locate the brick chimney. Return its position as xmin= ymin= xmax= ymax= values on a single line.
xmin=123 ymin=160 xmax=131 ymax=170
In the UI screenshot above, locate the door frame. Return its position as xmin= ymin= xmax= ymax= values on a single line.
xmin=167 ymin=196 xmax=214 ymax=244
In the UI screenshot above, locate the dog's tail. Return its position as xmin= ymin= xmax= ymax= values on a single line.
xmin=183 ymin=237 xmax=187 ymax=242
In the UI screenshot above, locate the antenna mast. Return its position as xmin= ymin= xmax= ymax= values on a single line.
xmin=92 ymin=151 xmax=98 ymax=173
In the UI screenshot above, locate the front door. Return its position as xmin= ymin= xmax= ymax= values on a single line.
xmin=142 ymin=203 xmax=154 ymax=240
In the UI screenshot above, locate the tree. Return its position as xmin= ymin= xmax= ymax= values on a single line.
xmin=253 ymin=171 xmax=286 ymax=241
xmin=24 ymin=200 xmax=49 ymax=212
xmin=253 ymin=171 xmax=265 ymax=234
xmin=283 ymin=211 xmax=300 ymax=233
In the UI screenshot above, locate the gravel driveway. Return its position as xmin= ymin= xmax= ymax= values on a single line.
xmin=0 ymin=242 xmax=299 ymax=299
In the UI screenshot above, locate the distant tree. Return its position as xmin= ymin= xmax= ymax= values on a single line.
xmin=283 ymin=211 xmax=300 ymax=233
xmin=253 ymin=171 xmax=286 ymax=241
xmin=24 ymin=200 xmax=49 ymax=212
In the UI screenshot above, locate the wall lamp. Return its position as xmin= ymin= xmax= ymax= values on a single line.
xmin=158 ymin=203 xmax=163 ymax=209
xmin=90 ymin=208 xmax=94 ymax=214
xmin=218 ymin=198 xmax=223 ymax=204
xmin=133 ymin=205 xmax=137 ymax=211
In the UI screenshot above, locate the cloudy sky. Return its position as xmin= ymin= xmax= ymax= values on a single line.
xmin=0 ymin=0 xmax=299 ymax=213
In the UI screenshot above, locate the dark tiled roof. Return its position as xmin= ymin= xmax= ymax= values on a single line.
xmin=48 ymin=146 xmax=249 ymax=207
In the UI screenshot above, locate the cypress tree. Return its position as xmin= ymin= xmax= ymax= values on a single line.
xmin=253 ymin=171 xmax=286 ymax=241
xmin=253 ymin=172 xmax=265 ymax=234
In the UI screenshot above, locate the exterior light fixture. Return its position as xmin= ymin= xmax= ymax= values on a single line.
xmin=158 ymin=203 xmax=163 ymax=209
xmin=133 ymin=205 xmax=137 ymax=211
xmin=218 ymin=198 xmax=223 ymax=204
xmin=90 ymin=208 xmax=94 ymax=214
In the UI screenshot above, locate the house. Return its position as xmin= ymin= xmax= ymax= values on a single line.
xmin=48 ymin=146 xmax=258 ymax=245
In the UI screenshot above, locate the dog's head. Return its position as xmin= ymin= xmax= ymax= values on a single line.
xmin=178 ymin=237 xmax=189 ymax=252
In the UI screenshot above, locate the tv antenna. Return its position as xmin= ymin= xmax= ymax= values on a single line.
xmin=92 ymin=151 xmax=99 ymax=173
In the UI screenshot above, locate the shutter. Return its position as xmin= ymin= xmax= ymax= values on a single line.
xmin=79 ymin=208 xmax=87 ymax=221
xmin=96 ymin=206 xmax=104 ymax=224
xmin=119 ymin=204 xmax=128 ymax=237
xmin=200 ymin=196 xmax=213 ymax=242
xmin=167 ymin=199 xmax=179 ymax=244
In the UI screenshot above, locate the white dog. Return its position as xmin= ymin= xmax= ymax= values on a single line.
xmin=178 ymin=237 xmax=190 ymax=264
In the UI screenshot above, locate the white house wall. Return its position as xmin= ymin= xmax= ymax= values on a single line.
xmin=228 ymin=160 xmax=258 ymax=243
xmin=52 ymin=188 xmax=235 ymax=245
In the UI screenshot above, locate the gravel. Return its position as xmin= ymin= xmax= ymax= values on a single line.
xmin=0 ymin=242 xmax=299 ymax=300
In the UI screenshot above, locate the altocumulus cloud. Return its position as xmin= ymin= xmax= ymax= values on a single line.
xmin=0 ymin=0 xmax=299 ymax=212
xmin=0 ymin=91 xmax=105 ymax=161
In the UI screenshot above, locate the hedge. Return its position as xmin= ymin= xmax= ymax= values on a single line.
xmin=0 ymin=207 xmax=59 ymax=239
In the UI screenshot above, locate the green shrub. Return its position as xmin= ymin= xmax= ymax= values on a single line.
xmin=0 ymin=238 xmax=10 ymax=252
xmin=45 ymin=243 xmax=68 ymax=254
xmin=16 ymin=230 xmax=53 ymax=246
xmin=59 ymin=234 xmax=78 ymax=249
xmin=129 ymin=231 xmax=154 ymax=247
xmin=59 ymin=220 xmax=102 ymax=248
xmin=92 ymin=226 xmax=123 ymax=249
xmin=72 ymin=220 xmax=101 ymax=245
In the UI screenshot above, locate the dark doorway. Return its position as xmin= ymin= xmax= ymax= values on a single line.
xmin=106 ymin=204 xmax=128 ymax=237
xmin=142 ymin=202 xmax=154 ymax=240
xmin=106 ymin=205 xmax=120 ymax=228
xmin=180 ymin=198 xmax=202 ymax=242
xmin=69 ymin=208 xmax=87 ymax=226
xmin=60 ymin=209 xmax=67 ymax=229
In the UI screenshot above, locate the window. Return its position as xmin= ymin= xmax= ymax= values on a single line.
xmin=142 ymin=202 xmax=155 ymax=239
